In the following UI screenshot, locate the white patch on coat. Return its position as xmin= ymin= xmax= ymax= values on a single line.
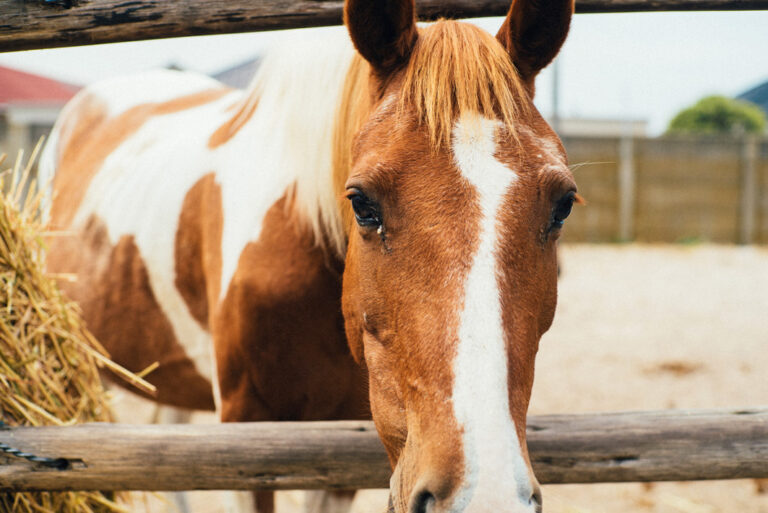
xmin=449 ymin=114 xmax=537 ymax=512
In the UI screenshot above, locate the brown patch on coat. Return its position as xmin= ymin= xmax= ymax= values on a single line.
xmin=212 ymin=193 xmax=369 ymax=424
xmin=174 ymin=173 xmax=223 ymax=329
xmin=50 ymin=88 xmax=230 ymax=229
xmin=47 ymin=215 xmax=215 ymax=411
xmin=52 ymin=92 xmax=108 ymax=171
xmin=48 ymin=92 xmax=108 ymax=228
xmin=208 ymin=93 xmax=259 ymax=149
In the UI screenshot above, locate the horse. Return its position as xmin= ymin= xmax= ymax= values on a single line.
xmin=41 ymin=0 xmax=578 ymax=512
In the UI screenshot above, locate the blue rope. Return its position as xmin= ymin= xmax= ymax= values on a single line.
xmin=0 ymin=420 xmax=69 ymax=469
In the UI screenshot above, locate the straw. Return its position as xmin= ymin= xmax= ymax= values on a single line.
xmin=0 ymin=141 xmax=133 ymax=512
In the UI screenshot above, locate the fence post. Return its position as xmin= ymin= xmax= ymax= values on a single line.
xmin=740 ymin=136 xmax=758 ymax=245
xmin=618 ymin=132 xmax=635 ymax=241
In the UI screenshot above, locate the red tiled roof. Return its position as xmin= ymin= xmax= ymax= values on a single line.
xmin=0 ymin=65 xmax=79 ymax=105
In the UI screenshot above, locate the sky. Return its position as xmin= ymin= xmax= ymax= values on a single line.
xmin=1 ymin=10 xmax=767 ymax=135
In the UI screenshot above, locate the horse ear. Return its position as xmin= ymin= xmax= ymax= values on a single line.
xmin=344 ymin=0 xmax=418 ymax=76
xmin=496 ymin=0 xmax=574 ymax=91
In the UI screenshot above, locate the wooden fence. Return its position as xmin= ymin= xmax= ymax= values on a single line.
xmin=1 ymin=407 xmax=767 ymax=491
xmin=3 ymin=0 xmax=768 ymax=53
xmin=1 ymin=0 xmax=767 ymax=496
xmin=562 ymin=135 xmax=768 ymax=244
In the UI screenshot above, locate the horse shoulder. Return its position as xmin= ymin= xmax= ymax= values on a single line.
xmin=212 ymin=194 xmax=368 ymax=423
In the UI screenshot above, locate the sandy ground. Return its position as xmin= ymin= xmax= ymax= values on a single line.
xmin=531 ymin=244 xmax=768 ymax=513
xmin=113 ymin=244 xmax=768 ymax=513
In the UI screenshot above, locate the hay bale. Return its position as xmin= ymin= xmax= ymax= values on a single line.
xmin=0 ymin=144 xmax=138 ymax=513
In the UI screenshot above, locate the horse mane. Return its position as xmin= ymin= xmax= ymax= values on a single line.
xmin=226 ymin=30 xmax=357 ymax=259
xmin=401 ymin=20 xmax=529 ymax=148
xmin=333 ymin=52 xmax=373 ymax=239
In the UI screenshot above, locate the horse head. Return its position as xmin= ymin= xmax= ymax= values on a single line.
xmin=340 ymin=1 xmax=577 ymax=512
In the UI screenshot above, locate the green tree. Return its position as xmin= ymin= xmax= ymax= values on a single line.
xmin=666 ymin=95 xmax=766 ymax=135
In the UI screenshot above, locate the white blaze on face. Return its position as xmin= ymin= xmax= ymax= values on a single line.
xmin=450 ymin=114 xmax=537 ymax=512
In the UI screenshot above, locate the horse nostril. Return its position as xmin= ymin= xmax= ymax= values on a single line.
xmin=410 ymin=489 xmax=436 ymax=513
xmin=530 ymin=486 xmax=543 ymax=513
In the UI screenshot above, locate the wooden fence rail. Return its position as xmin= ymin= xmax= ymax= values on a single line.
xmin=1 ymin=407 xmax=766 ymax=491
xmin=3 ymin=0 xmax=768 ymax=53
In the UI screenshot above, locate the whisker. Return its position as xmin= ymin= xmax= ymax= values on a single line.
xmin=568 ymin=161 xmax=616 ymax=172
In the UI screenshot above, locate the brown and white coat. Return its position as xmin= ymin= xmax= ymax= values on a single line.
xmin=43 ymin=1 xmax=577 ymax=512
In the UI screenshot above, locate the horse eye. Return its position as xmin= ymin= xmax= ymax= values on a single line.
xmin=550 ymin=191 xmax=575 ymax=230
xmin=348 ymin=190 xmax=381 ymax=228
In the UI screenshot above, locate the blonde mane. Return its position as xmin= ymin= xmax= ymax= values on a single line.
xmin=333 ymin=52 xmax=373 ymax=238
xmin=401 ymin=20 xmax=529 ymax=148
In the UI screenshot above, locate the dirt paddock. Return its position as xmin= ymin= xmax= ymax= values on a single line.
xmin=115 ymin=244 xmax=768 ymax=513
xmin=531 ymin=243 xmax=768 ymax=513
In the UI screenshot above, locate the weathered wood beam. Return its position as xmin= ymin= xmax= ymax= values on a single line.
xmin=576 ymin=0 xmax=768 ymax=11
xmin=0 ymin=407 xmax=766 ymax=491
xmin=2 ymin=0 xmax=768 ymax=54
